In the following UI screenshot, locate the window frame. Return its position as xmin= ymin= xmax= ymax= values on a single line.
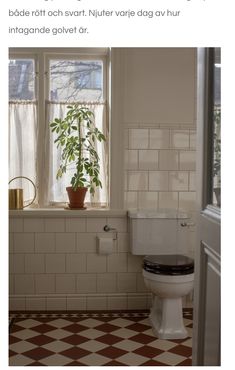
xmin=9 ymin=48 xmax=110 ymax=208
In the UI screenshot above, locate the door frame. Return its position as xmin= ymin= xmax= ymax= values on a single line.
xmin=192 ymin=48 xmax=221 ymax=365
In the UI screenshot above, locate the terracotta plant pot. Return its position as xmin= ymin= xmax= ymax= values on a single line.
xmin=66 ymin=186 xmax=88 ymax=209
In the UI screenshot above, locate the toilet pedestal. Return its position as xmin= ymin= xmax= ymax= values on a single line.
xmin=149 ymin=295 xmax=188 ymax=339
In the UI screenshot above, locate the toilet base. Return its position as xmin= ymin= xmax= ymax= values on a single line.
xmin=149 ymin=295 xmax=188 ymax=339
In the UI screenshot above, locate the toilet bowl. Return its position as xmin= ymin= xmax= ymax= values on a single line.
xmin=143 ymin=254 xmax=194 ymax=339
xmin=128 ymin=209 xmax=195 ymax=340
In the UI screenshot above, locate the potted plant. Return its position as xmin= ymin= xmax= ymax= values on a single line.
xmin=50 ymin=105 xmax=106 ymax=209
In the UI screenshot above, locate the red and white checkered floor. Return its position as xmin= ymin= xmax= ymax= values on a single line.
xmin=9 ymin=309 xmax=193 ymax=366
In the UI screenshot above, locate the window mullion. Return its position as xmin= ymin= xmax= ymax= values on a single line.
xmin=36 ymin=52 xmax=48 ymax=206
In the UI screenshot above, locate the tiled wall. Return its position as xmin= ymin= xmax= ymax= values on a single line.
xmin=9 ymin=215 xmax=152 ymax=311
xmin=124 ymin=127 xmax=196 ymax=212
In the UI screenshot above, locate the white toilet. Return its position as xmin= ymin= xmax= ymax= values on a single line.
xmin=128 ymin=209 xmax=194 ymax=340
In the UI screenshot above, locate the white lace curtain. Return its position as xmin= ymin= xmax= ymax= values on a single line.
xmin=9 ymin=101 xmax=108 ymax=207
xmin=8 ymin=101 xmax=37 ymax=203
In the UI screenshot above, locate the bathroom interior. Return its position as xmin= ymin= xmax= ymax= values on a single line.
xmin=8 ymin=47 xmax=221 ymax=366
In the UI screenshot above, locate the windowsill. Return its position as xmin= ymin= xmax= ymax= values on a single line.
xmin=9 ymin=208 xmax=127 ymax=218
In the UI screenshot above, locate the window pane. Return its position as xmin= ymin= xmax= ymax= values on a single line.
xmin=8 ymin=59 xmax=35 ymax=100
xmin=49 ymin=60 xmax=103 ymax=101
xmin=212 ymin=48 xmax=221 ymax=207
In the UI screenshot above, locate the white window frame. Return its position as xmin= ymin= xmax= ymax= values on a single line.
xmin=9 ymin=48 xmax=110 ymax=208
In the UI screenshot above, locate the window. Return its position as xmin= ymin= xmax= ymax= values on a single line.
xmin=9 ymin=49 xmax=109 ymax=208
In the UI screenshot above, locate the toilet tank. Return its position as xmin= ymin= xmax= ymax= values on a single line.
xmin=128 ymin=209 xmax=190 ymax=255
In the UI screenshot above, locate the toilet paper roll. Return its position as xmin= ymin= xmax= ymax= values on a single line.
xmin=97 ymin=237 xmax=113 ymax=255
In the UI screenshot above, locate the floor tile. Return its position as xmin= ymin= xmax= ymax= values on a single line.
xmin=117 ymin=352 xmax=150 ymax=366
xmin=154 ymin=351 xmax=187 ymax=366
xmin=9 ymin=309 xmax=193 ymax=366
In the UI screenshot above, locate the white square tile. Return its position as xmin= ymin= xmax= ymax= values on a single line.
xmin=113 ymin=339 xmax=142 ymax=351
xmin=40 ymin=354 xmax=71 ymax=366
xmin=55 ymin=233 xmax=76 ymax=253
xmin=127 ymin=295 xmax=149 ymax=309
xmin=78 ymin=318 xmax=101 ymax=328
xmin=179 ymin=150 xmax=196 ymax=170
xmin=9 ymin=274 xmax=15 ymax=294
xmin=87 ymin=254 xmax=107 ymax=273
xmin=87 ymin=217 xmax=107 ymax=232
xmin=65 ymin=217 xmax=86 ymax=232
xmin=77 ymin=233 xmax=96 ymax=253
xmin=123 ymin=128 xmax=129 ymax=149
xmin=97 ymin=273 xmax=117 ymax=292
xmin=77 ymin=273 xmax=97 ymax=293
xmin=107 ymin=296 xmax=128 ymax=310
xmin=107 ymin=217 xmax=127 ymax=232
xmin=9 ymin=218 xmax=24 ymax=232
xmin=128 ymin=171 xmax=148 ymax=191
xmin=10 ymin=340 xmax=37 ymax=353
xmin=9 ymin=233 xmax=14 ymax=253
xmin=169 ymin=171 xmax=189 ymax=191
xmin=13 ymin=329 xmax=39 ymax=340
xmin=43 ymin=328 xmax=69 ymax=339
xmin=159 ymin=150 xmax=179 ymax=170
xmin=46 ymin=297 xmax=67 ymax=311
xmin=25 ymin=297 xmax=46 ymax=310
xmin=110 ymin=318 xmax=133 ymax=328
xmin=139 ymin=150 xmax=158 ymax=170
xmin=117 ymin=233 xmax=129 ymax=252
xmin=14 ymin=275 xmax=35 ymax=294
xmin=44 ymin=218 xmax=65 ymax=232
xmin=13 ymin=233 xmax=34 ymax=253
xmin=129 ymin=129 xmax=149 ymax=149
xmin=79 ymin=339 xmax=107 ymax=352
xmin=35 ymin=233 xmax=55 ymax=253
xmin=138 ymin=192 xmax=158 ymax=209
xmin=35 ymin=274 xmax=55 ymax=294
xmin=137 ymin=273 xmax=148 ymax=292
xmin=113 ymin=327 xmax=137 ymax=339
xmin=128 ymin=254 xmax=143 ymax=272
xmin=189 ymin=171 xmax=196 ymax=191
xmin=87 ymin=296 xmax=107 ymax=310
xmin=78 ymin=353 xmax=109 ymax=366
xmin=46 ymin=254 xmax=66 ymax=273
xmin=24 ymin=218 xmax=44 ymax=232
xmin=170 ymin=130 xmax=190 ymax=148
xmin=56 ymin=274 xmax=76 ymax=293
xmin=107 ymin=253 xmax=127 ymax=272
xmin=149 ymin=171 xmax=168 ymax=191
xmin=66 ymin=296 xmax=86 ymax=310
xmin=66 ymin=253 xmax=86 ymax=273
xmin=9 ymin=354 xmax=34 ymax=366
xmin=154 ymin=351 xmax=186 ymax=365
xmin=117 ymin=273 xmax=137 ymax=292
xmin=190 ymin=130 xmax=196 ymax=149
xmin=158 ymin=191 xmax=179 ymax=209
xmin=124 ymin=149 xmax=138 ymax=170
xmin=9 ymin=297 xmax=26 ymax=311
xmin=9 ymin=254 xmax=25 ymax=273
xmin=117 ymin=352 xmax=148 ymax=366
xmin=124 ymin=191 xmax=138 ymax=209
xmin=179 ymin=192 xmax=196 ymax=210
xmin=149 ymin=129 xmax=170 ymax=149
xmin=148 ymin=338 xmax=177 ymax=351
xmin=41 ymin=340 xmax=71 ymax=353
xmin=25 ymin=254 xmax=45 ymax=273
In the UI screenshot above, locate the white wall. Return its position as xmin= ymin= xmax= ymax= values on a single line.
xmin=9 ymin=48 xmax=197 ymax=311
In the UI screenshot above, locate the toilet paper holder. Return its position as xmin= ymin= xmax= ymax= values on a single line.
xmin=103 ymin=225 xmax=118 ymax=240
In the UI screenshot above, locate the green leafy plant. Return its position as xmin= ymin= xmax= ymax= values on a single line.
xmin=50 ymin=105 xmax=106 ymax=194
